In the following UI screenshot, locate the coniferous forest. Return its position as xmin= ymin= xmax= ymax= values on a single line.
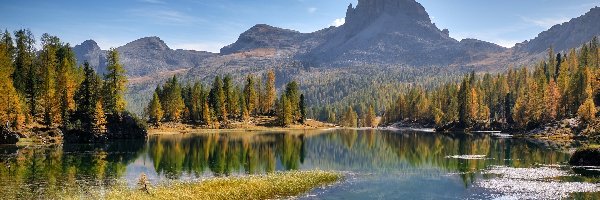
xmin=0 ymin=29 xmax=145 ymax=143
xmin=145 ymin=70 xmax=306 ymax=128
xmin=383 ymin=37 xmax=600 ymax=138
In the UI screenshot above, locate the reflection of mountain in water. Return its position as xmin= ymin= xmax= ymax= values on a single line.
xmin=0 ymin=130 xmax=574 ymax=198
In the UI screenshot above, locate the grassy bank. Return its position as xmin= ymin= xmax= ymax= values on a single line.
xmin=70 ymin=170 xmax=341 ymax=200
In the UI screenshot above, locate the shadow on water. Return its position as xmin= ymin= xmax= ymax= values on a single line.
xmin=0 ymin=129 xmax=591 ymax=199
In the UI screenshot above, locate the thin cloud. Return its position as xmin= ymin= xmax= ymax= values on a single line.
xmin=521 ymin=16 xmax=569 ymax=28
xmin=129 ymin=8 xmax=203 ymax=25
xmin=308 ymin=7 xmax=317 ymax=13
xmin=138 ymin=0 xmax=166 ymax=4
xmin=332 ymin=18 xmax=345 ymax=27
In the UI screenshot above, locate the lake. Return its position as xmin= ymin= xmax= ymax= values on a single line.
xmin=1 ymin=129 xmax=599 ymax=199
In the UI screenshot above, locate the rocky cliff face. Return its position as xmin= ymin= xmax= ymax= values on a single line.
xmin=517 ymin=7 xmax=600 ymax=53
xmin=73 ymin=40 xmax=106 ymax=74
xmin=303 ymin=0 xmax=504 ymax=67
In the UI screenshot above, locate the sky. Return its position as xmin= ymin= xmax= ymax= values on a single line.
xmin=1 ymin=0 xmax=599 ymax=53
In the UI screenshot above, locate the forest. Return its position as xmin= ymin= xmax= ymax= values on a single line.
xmin=0 ymin=29 xmax=145 ymax=143
xmin=383 ymin=37 xmax=600 ymax=135
xmin=145 ymin=70 xmax=307 ymax=127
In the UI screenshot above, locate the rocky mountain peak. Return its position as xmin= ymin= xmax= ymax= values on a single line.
xmin=220 ymin=24 xmax=303 ymax=55
xmin=345 ymin=0 xmax=431 ymax=27
xmin=75 ymin=40 xmax=101 ymax=52
xmin=124 ymin=36 xmax=170 ymax=51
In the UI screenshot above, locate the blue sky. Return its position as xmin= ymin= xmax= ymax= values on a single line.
xmin=1 ymin=0 xmax=599 ymax=52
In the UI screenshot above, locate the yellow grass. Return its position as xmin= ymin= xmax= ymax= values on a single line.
xmin=69 ymin=170 xmax=341 ymax=200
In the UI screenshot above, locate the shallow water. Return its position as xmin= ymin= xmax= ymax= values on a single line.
xmin=0 ymin=129 xmax=598 ymax=199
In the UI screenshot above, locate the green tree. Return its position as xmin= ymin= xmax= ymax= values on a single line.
xmin=244 ymin=75 xmax=258 ymax=115
xmin=299 ymin=94 xmax=306 ymax=123
xmin=284 ymin=81 xmax=300 ymax=120
xmin=161 ymin=76 xmax=185 ymax=122
xmin=73 ymin=62 xmax=105 ymax=134
xmin=278 ymin=95 xmax=293 ymax=126
xmin=223 ymin=75 xmax=237 ymax=119
xmin=147 ymin=91 xmax=163 ymax=124
xmin=209 ymin=76 xmax=227 ymax=121
xmin=14 ymin=29 xmax=38 ymax=122
xmin=265 ymin=69 xmax=276 ymax=114
xmin=103 ymin=48 xmax=127 ymax=114
xmin=39 ymin=33 xmax=59 ymax=125
xmin=0 ymin=39 xmax=24 ymax=128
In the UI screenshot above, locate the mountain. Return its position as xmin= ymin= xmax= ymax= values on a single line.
xmin=72 ymin=40 xmax=106 ymax=74
xmin=71 ymin=0 xmax=600 ymax=115
xmin=220 ymin=0 xmax=506 ymax=68
xmin=74 ymin=36 xmax=216 ymax=77
xmin=516 ymin=6 xmax=600 ymax=54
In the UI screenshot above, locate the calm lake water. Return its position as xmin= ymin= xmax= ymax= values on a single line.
xmin=1 ymin=129 xmax=599 ymax=199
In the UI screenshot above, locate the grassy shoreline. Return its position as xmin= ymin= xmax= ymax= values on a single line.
xmin=69 ymin=170 xmax=341 ymax=200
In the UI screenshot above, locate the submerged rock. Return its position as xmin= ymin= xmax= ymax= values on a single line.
xmin=569 ymin=146 xmax=600 ymax=166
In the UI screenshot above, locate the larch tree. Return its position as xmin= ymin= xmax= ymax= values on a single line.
xmin=0 ymin=40 xmax=24 ymax=128
xmin=56 ymin=44 xmax=80 ymax=123
xmin=147 ymin=91 xmax=163 ymax=124
xmin=244 ymin=75 xmax=257 ymax=115
xmin=39 ymin=33 xmax=60 ymax=126
xmin=265 ymin=70 xmax=276 ymax=114
xmin=103 ymin=48 xmax=127 ymax=114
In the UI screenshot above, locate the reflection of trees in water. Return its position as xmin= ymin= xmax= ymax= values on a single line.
xmin=0 ymin=141 xmax=145 ymax=199
xmin=0 ymin=130 xmax=577 ymax=198
xmin=304 ymin=130 xmax=571 ymax=185
xmin=147 ymin=133 xmax=306 ymax=178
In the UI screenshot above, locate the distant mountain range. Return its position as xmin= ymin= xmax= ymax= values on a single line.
xmin=72 ymin=0 xmax=600 ymax=114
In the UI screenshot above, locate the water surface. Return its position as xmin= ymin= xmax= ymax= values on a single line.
xmin=0 ymin=129 xmax=598 ymax=199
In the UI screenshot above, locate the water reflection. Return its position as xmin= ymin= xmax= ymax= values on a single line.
xmin=0 ymin=129 xmax=592 ymax=199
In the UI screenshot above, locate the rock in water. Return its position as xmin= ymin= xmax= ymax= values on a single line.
xmin=0 ymin=126 xmax=19 ymax=144
xmin=569 ymin=146 xmax=600 ymax=166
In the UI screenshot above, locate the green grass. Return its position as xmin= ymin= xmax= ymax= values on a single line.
xmin=69 ymin=170 xmax=341 ymax=200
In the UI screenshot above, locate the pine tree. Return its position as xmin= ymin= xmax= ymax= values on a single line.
xmin=202 ymin=101 xmax=212 ymax=126
xmin=223 ymin=75 xmax=236 ymax=119
xmin=240 ymin=93 xmax=249 ymax=122
xmin=190 ymin=82 xmax=203 ymax=123
xmin=103 ymin=48 xmax=127 ymax=114
xmin=299 ymin=94 xmax=306 ymax=123
xmin=284 ymin=81 xmax=300 ymax=120
xmin=209 ymin=76 xmax=226 ymax=121
xmin=39 ymin=33 xmax=59 ymax=126
xmin=14 ymin=29 xmax=38 ymax=122
xmin=56 ymin=44 xmax=80 ymax=124
xmin=278 ymin=95 xmax=293 ymax=126
xmin=147 ymin=91 xmax=163 ymax=124
xmin=243 ymin=75 xmax=257 ymax=115
xmin=265 ymin=69 xmax=276 ymax=114
xmin=365 ymin=104 xmax=376 ymax=127
xmin=0 ymin=40 xmax=24 ymax=128
xmin=74 ymin=62 xmax=104 ymax=133
xmin=544 ymin=79 xmax=560 ymax=121
xmin=93 ymin=100 xmax=107 ymax=133
xmin=161 ymin=76 xmax=185 ymax=122
xmin=578 ymin=67 xmax=596 ymax=124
